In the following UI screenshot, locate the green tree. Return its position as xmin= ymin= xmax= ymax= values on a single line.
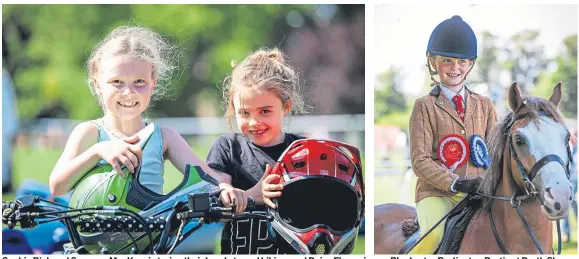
xmin=473 ymin=31 xmax=505 ymax=106
xmin=557 ymin=35 xmax=578 ymax=117
xmin=374 ymin=67 xmax=406 ymax=122
xmin=4 ymin=5 xmax=366 ymax=120
xmin=474 ymin=31 xmax=499 ymax=85
xmin=533 ymin=35 xmax=577 ymax=118
xmin=502 ymin=29 xmax=549 ymax=94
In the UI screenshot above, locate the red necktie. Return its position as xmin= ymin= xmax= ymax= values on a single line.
xmin=452 ymin=95 xmax=465 ymax=122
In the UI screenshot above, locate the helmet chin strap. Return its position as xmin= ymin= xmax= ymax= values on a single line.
xmin=427 ymin=57 xmax=477 ymax=88
xmin=426 ymin=55 xmax=440 ymax=87
xmin=450 ymin=61 xmax=476 ymax=87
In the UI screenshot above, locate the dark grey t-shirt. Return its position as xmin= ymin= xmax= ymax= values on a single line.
xmin=206 ymin=132 xmax=303 ymax=254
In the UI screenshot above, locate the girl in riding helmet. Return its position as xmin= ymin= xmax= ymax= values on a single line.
xmin=408 ymin=15 xmax=498 ymax=254
xmin=48 ymin=25 xmax=243 ymax=205
xmin=206 ymin=47 xmax=307 ymax=254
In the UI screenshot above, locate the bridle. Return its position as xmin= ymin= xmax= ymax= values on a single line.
xmin=507 ymin=112 xmax=572 ymax=196
xmin=480 ymin=110 xmax=571 ymax=255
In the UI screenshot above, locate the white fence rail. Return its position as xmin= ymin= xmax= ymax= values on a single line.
xmin=19 ymin=114 xmax=366 ymax=150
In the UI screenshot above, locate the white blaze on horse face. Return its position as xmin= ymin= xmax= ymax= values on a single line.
xmin=521 ymin=116 xmax=572 ymax=219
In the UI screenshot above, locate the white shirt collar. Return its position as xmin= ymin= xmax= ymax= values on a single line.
xmin=439 ymin=84 xmax=466 ymax=103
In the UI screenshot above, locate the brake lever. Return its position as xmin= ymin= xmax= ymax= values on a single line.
xmin=2 ymin=202 xmax=17 ymax=228
xmin=3 ymin=195 xmax=42 ymax=229
xmin=247 ymin=196 xmax=256 ymax=211
xmin=230 ymin=198 xmax=237 ymax=214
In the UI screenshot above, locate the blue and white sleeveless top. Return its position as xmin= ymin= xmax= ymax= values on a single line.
xmin=91 ymin=119 xmax=165 ymax=194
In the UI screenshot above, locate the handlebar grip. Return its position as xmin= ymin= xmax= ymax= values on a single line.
xmin=2 ymin=199 xmax=37 ymax=229
xmin=222 ymin=196 xmax=256 ymax=212
xmin=2 ymin=202 xmax=13 ymax=225
xmin=247 ymin=196 xmax=256 ymax=211
xmin=187 ymin=192 xmax=256 ymax=214
xmin=77 ymin=215 xmax=167 ymax=233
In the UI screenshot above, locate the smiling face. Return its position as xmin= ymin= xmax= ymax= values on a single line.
xmin=233 ymin=87 xmax=291 ymax=147
xmin=94 ymin=56 xmax=156 ymax=120
xmin=429 ymin=55 xmax=473 ymax=87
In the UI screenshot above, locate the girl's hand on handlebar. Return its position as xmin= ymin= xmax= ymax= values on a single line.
xmin=219 ymin=183 xmax=247 ymax=213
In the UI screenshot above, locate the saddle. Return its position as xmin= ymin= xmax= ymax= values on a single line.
xmin=400 ymin=194 xmax=482 ymax=254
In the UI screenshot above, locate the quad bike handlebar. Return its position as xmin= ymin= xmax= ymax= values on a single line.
xmin=2 ymin=191 xmax=262 ymax=254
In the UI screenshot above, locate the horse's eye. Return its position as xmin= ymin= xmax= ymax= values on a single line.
xmin=515 ymin=138 xmax=525 ymax=146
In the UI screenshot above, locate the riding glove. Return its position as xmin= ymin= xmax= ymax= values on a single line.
xmin=451 ymin=177 xmax=482 ymax=193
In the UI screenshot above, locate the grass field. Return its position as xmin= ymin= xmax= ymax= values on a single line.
xmin=375 ymin=172 xmax=577 ymax=254
xmin=3 ymin=146 xmax=365 ymax=254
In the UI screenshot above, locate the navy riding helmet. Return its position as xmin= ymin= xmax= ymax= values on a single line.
xmin=426 ymin=15 xmax=477 ymax=59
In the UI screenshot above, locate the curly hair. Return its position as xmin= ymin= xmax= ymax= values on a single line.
xmin=222 ymin=47 xmax=307 ymax=128
xmin=86 ymin=25 xmax=181 ymax=107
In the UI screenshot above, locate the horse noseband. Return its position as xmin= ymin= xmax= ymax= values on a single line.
xmin=527 ymin=155 xmax=567 ymax=181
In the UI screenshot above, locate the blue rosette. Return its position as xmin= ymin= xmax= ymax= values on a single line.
xmin=470 ymin=134 xmax=490 ymax=168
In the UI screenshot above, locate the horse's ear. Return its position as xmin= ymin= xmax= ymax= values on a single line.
xmin=549 ymin=82 xmax=562 ymax=107
xmin=508 ymin=82 xmax=523 ymax=111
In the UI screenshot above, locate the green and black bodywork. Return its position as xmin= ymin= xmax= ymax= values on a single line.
xmin=66 ymin=124 xmax=220 ymax=254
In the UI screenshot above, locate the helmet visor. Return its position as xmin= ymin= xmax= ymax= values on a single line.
xmin=276 ymin=176 xmax=360 ymax=233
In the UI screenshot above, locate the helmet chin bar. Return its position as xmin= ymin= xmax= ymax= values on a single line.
xmin=329 ymin=228 xmax=357 ymax=254
xmin=309 ymin=232 xmax=333 ymax=254
xmin=270 ymin=220 xmax=358 ymax=255
xmin=270 ymin=220 xmax=310 ymax=253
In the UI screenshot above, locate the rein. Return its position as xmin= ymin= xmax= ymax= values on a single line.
xmin=480 ymin=192 xmax=563 ymax=255
xmin=480 ymin=111 xmax=570 ymax=255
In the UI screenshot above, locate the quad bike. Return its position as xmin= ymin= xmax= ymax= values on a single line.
xmin=3 ymin=124 xmax=365 ymax=254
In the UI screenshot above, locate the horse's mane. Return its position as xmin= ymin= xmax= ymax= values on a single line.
xmin=480 ymin=96 xmax=566 ymax=211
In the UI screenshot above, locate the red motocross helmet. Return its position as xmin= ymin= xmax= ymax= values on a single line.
xmin=267 ymin=139 xmax=365 ymax=254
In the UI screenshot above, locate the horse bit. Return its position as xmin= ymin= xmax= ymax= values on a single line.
xmin=482 ymin=111 xmax=571 ymax=255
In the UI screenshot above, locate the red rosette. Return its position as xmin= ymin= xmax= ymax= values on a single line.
xmin=437 ymin=134 xmax=470 ymax=170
